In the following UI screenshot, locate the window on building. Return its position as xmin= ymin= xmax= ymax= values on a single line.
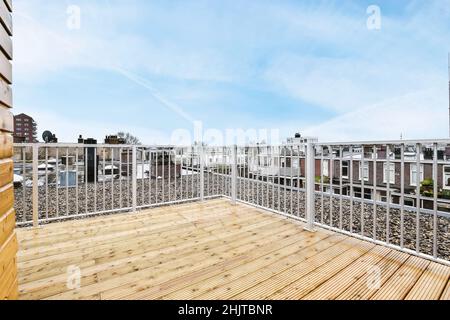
xmin=322 ymin=160 xmax=329 ymax=177
xmin=410 ymin=164 xmax=424 ymax=186
xmin=354 ymin=188 xmax=372 ymax=199
xmin=383 ymin=163 xmax=395 ymax=184
xmin=342 ymin=161 xmax=349 ymax=179
xmin=404 ymin=198 xmax=415 ymax=207
xmin=359 ymin=162 xmax=369 ymax=181
xmin=292 ymin=158 xmax=299 ymax=169
xmin=443 ymin=166 xmax=450 ymax=190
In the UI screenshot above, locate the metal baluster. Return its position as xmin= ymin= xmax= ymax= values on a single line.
xmin=75 ymin=148 xmax=79 ymax=216
xmin=45 ymin=147 xmax=49 ymax=221
xmin=85 ymin=147 xmax=88 ymax=215
xmin=141 ymin=148 xmax=145 ymax=206
xmin=361 ymin=145 xmax=365 ymax=236
xmin=349 ymin=146 xmax=353 ymax=232
xmin=119 ymin=147 xmax=123 ymax=209
xmin=400 ymin=144 xmax=405 ymax=248
xmin=415 ymin=143 xmax=421 ymax=253
xmin=94 ymin=147 xmax=97 ymax=214
xmin=433 ymin=143 xmax=438 ymax=258
xmin=65 ymin=148 xmax=69 ymax=216
xmin=339 ymin=146 xmax=343 ymax=230
xmin=321 ymin=147 xmax=324 ymax=224
xmin=386 ymin=144 xmax=391 ymax=244
xmin=329 ymin=145 xmax=334 ymax=227
xmin=111 ymin=147 xmax=114 ymax=211
xmin=373 ymin=145 xmax=377 ymax=241
xmin=56 ymin=148 xmax=59 ymax=217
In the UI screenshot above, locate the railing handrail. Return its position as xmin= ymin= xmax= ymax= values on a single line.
xmin=316 ymin=138 xmax=450 ymax=146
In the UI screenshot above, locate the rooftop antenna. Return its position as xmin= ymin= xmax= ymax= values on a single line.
xmin=448 ymin=53 xmax=450 ymax=138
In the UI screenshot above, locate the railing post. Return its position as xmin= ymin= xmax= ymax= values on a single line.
xmin=305 ymin=142 xmax=316 ymax=232
xmin=32 ymin=144 xmax=39 ymax=227
xmin=132 ymin=145 xmax=137 ymax=213
xmin=231 ymin=145 xmax=237 ymax=204
xmin=200 ymin=145 xmax=205 ymax=201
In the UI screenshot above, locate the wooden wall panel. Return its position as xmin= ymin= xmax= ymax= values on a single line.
xmin=0 ymin=48 xmax=11 ymax=84
xmin=0 ymin=184 xmax=13 ymax=216
xmin=0 ymin=17 xmax=11 ymax=60
xmin=0 ymin=0 xmax=12 ymax=36
xmin=0 ymin=159 xmax=13 ymax=188
xmin=0 ymin=106 xmax=12 ymax=131
xmin=0 ymin=208 xmax=14 ymax=247
xmin=0 ymin=0 xmax=15 ymax=300
xmin=0 ymin=78 xmax=12 ymax=107
xmin=0 ymin=132 xmax=12 ymax=158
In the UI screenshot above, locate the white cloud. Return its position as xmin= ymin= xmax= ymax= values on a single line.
xmin=264 ymin=53 xmax=444 ymax=113
xmin=302 ymin=86 xmax=449 ymax=142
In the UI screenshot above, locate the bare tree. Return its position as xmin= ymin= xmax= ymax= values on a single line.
xmin=117 ymin=132 xmax=141 ymax=145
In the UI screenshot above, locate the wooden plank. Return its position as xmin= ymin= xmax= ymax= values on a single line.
xmin=0 ymin=106 xmax=12 ymax=132
xmin=18 ymin=213 xmax=279 ymax=284
xmin=441 ymin=281 xmax=450 ymax=300
xmin=0 ymin=0 xmax=12 ymax=36
xmin=6 ymin=279 xmax=19 ymax=300
xmin=51 ymin=222 xmax=308 ymax=299
xmin=17 ymin=202 xmax=263 ymax=246
xmin=0 ymin=159 xmax=12 ymax=187
xmin=17 ymin=198 xmax=232 ymax=239
xmin=0 ymin=257 xmax=16 ymax=299
xmin=370 ymin=256 xmax=430 ymax=300
xmin=260 ymin=240 xmax=375 ymax=300
xmin=335 ymin=250 xmax=411 ymax=300
xmin=0 ymin=17 xmax=11 ymax=59
xmin=0 ymin=232 xmax=18 ymax=273
xmin=0 ymin=78 xmax=11 ymax=107
xmin=302 ymin=245 xmax=392 ymax=300
xmin=14 ymin=200 xmax=450 ymax=301
xmin=0 ymin=183 xmax=13 ymax=216
xmin=143 ymin=235 xmax=343 ymax=300
xmin=3 ymin=0 xmax=11 ymax=13
xmin=163 ymin=233 xmax=345 ymax=300
xmin=21 ymin=220 xmax=297 ymax=299
xmin=0 ymin=207 xmax=14 ymax=247
xmin=405 ymin=262 xmax=450 ymax=300
xmin=0 ymin=132 xmax=12 ymax=159
xmin=0 ymin=49 xmax=11 ymax=83
xmin=18 ymin=207 xmax=270 ymax=262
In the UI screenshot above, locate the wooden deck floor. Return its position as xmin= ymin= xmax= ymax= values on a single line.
xmin=16 ymin=198 xmax=450 ymax=300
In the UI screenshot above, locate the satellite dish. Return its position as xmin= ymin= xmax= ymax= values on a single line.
xmin=42 ymin=131 xmax=53 ymax=143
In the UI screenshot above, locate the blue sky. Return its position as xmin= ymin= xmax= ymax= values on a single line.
xmin=13 ymin=0 xmax=450 ymax=144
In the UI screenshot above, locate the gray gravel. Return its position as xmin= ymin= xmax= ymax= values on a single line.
xmin=14 ymin=174 xmax=450 ymax=260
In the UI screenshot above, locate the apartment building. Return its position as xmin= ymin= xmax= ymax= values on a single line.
xmin=13 ymin=113 xmax=37 ymax=143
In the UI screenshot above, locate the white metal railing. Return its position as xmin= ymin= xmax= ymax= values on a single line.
xmin=13 ymin=143 xmax=227 ymax=226
xmin=13 ymin=140 xmax=450 ymax=265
